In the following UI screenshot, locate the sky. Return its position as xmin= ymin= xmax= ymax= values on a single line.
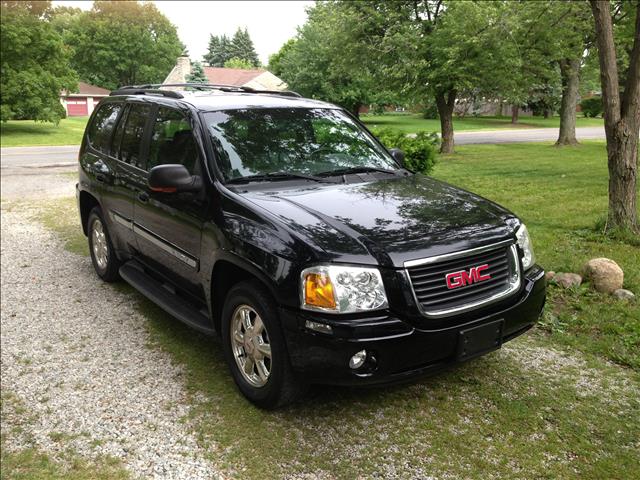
xmin=52 ymin=1 xmax=313 ymax=65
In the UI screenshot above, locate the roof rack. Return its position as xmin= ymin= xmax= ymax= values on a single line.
xmin=110 ymin=83 xmax=302 ymax=98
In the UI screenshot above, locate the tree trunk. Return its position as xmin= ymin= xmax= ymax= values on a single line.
xmin=544 ymin=109 xmax=551 ymax=119
xmin=511 ymin=105 xmax=519 ymax=124
xmin=606 ymin=124 xmax=639 ymax=228
xmin=556 ymin=58 xmax=581 ymax=146
xmin=435 ymin=90 xmax=456 ymax=154
xmin=590 ymin=0 xmax=640 ymax=231
xmin=351 ymin=103 xmax=362 ymax=119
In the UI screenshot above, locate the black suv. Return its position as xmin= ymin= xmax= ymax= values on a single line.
xmin=77 ymin=84 xmax=546 ymax=408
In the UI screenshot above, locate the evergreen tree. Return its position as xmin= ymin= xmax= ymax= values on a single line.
xmin=204 ymin=34 xmax=232 ymax=67
xmin=186 ymin=61 xmax=207 ymax=83
xmin=204 ymin=28 xmax=259 ymax=68
xmin=230 ymin=28 xmax=260 ymax=67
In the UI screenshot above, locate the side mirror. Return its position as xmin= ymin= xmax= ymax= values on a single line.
xmin=148 ymin=164 xmax=202 ymax=193
xmin=389 ymin=148 xmax=405 ymax=166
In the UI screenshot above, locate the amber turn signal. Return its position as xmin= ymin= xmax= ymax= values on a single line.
xmin=304 ymin=272 xmax=336 ymax=309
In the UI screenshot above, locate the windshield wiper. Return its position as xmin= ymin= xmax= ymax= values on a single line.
xmin=317 ymin=166 xmax=398 ymax=177
xmin=226 ymin=171 xmax=334 ymax=184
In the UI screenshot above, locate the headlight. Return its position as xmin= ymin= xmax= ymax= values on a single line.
xmin=300 ymin=265 xmax=388 ymax=313
xmin=515 ymin=224 xmax=536 ymax=270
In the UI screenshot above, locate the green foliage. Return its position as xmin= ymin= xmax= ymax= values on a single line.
xmin=223 ymin=57 xmax=254 ymax=70
xmin=203 ymin=33 xmax=232 ymax=67
xmin=1 ymin=1 xmax=77 ymax=123
xmin=421 ymin=103 xmax=439 ymax=120
xmin=271 ymin=2 xmax=389 ymax=115
xmin=371 ymin=128 xmax=438 ymax=174
xmin=61 ymin=1 xmax=184 ymax=89
xmin=267 ymin=38 xmax=296 ymax=77
xmin=204 ymin=28 xmax=259 ymax=68
xmin=186 ymin=61 xmax=207 ymax=83
xmin=580 ymin=96 xmax=603 ymax=118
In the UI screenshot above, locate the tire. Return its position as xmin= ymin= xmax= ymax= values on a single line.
xmin=87 ymin=207 xmax=121 ymax=282
xmin=221 ymin=280 xmax=305 ymax=409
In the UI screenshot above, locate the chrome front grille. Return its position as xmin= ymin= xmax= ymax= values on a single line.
xmin=405 ymin=241 xmax=521 ymax=318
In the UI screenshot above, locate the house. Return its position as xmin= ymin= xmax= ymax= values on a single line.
xmin=164 ymin=55 xmax=287 ymax=91
xmin=60 ymin=82 xmax=110 ymax=117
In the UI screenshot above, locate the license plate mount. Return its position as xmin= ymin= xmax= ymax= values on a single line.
xmin=457 ymin=319 xmax=504 ymax=362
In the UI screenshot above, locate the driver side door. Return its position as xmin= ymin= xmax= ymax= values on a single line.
xmin=133 ymin=105 xmax=208 ymax=296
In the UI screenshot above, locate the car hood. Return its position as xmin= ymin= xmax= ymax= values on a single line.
xmin=238 ymin=175 xmax=518 ymax=268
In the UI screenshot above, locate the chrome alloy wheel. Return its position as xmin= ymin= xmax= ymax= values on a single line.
xmin=230 ymin=305 xmax=272 ymax=388
xmin=91 ymin=219 xmax=109 ymax=269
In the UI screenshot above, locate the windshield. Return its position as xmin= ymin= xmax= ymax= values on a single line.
xmin=204 ymin=108 xmax=398 ymax=182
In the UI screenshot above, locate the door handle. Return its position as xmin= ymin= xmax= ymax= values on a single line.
xmin=137 ymin=191 xmax=149 ymax=203
xmin=96 ymin=174 xmax=106 ymax=183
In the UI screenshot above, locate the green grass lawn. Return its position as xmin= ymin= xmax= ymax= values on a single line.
xmin=12 ymin=141 xmax=638 ymax=479
xmin=362 ymin=113 xmax=604 ymax=134
xmin=433 ymin=142 xmax=639 ymax=370
xmin=1 ymin=114 xmax=604 ymax=147
xmin=0 ymin=117 xmax=88 ymax=147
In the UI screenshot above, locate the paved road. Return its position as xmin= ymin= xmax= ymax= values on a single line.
xmin=1 ymin=126 xmax=606 ymax=172
xmin=1 ymin=145 xmax=79 ymax=174
xmin=455 ymin=126 xmax=605 ymax=145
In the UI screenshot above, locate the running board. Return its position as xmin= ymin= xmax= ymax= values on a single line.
xmin=119 ymin=261 xmax=215 ymax=336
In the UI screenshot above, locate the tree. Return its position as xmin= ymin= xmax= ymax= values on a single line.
xmin=271 ymin=2 xmax=379 ymax=117
xmin=229 ymin=27 xmax=260 ymax=67
xmin=224 ymin=57 xmax=254 ymax=69
xmin=1 ymin=1 xmax=77 ymax=123
xmin=589 ymin=0 xmax=640 ymax=232
xmin=205 ymin=28 xmax=260 ymax=68
xmin=268 ymin=38 xmax=296 ymax=77
xmin=336 ymin=1 xmax=521 ymax=152
xmin=186 ymin=61 xmax=207 ymax=83
xmin=204 ymin=34 xmax=232 ymax=67
xmin=64 ymin=1 xmax=184 ymax=89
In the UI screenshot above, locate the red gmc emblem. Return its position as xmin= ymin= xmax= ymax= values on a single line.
xmin=445 ymin=264 xmax=491 ymax=289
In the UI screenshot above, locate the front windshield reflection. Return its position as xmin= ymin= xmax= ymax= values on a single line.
xmin=205 ymin=108 xmax=397 ymax=181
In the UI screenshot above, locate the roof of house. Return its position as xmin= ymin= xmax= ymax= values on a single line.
xmin=203 ymin=67 xmax=265 ymax=86
xmin=62 ymin=81 xmax=110 ymax=97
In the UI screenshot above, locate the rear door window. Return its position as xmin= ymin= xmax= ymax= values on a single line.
xmin=87 ymin=103 xmax=122 ymax=154
xmin=147 ymin=107 xmax=199 ymax=174
xmin=118 ymin=104 xmax=152 ymax=169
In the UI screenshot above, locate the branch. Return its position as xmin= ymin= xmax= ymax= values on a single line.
xmin=433 ymin=0 xmax=442 ymax=22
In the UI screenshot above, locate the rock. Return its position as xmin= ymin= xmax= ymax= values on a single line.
xmin=582 ymin=258 xmax=624 ymax=293
xmin=554 ymin=272 xmax=582 ymax=288
xmin=612 ymin=289 xmax=635 ymax=301
xmin=545 ymin=271 xmax=556 ymax=282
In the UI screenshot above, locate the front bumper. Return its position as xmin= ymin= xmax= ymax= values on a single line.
xmin=280 ymin=266 xmax=546 ymax=386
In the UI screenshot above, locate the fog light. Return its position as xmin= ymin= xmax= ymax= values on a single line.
xmin=349 ymin=350 xmax=367 ymax=369
xmin=305 ymin=320 xmax=333 ymax=334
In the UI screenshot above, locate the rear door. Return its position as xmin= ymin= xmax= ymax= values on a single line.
xmin=81 ymin=101 xmax=129 ymax=249
xmin=132 ymin=105 xmax=207 ymax=294
xmin=109 ymin=102 xmax=154 ymax=251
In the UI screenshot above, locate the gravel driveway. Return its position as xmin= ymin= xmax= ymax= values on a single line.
xmin=1 ymin=173 xmax=222 ymax=478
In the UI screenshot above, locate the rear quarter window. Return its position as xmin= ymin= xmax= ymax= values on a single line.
xmin=87 ymin=103 xmax=122 ymax=154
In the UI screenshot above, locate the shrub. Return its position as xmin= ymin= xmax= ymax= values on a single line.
xmin=372 ymin=128 xmax=439 ymax=175
xmin=580 ymin=97 xmax=603 ymax=118
xmin=421 ymin=104 xmax=439 ymax=119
